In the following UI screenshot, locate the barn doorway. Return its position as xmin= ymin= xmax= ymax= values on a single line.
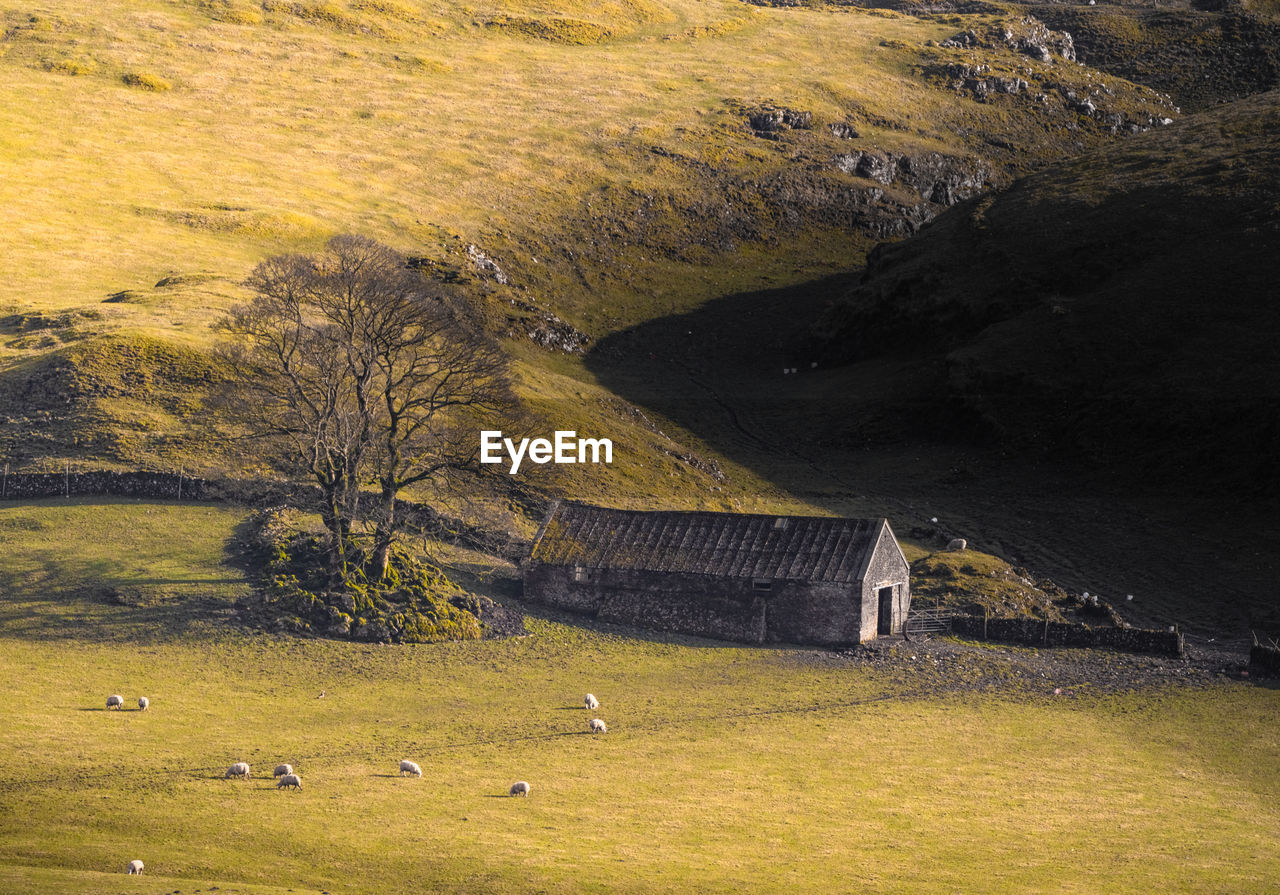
xmin=877 ymin=586 xmax=894 ymax=635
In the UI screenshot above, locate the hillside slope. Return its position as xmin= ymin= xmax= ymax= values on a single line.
xmin=810 ymin=88 xmax=1280 ymax=495
xmin=0 ymin=0 xmax=1181 ymax=477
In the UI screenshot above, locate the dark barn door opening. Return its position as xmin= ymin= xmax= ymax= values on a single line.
xmin=877 ymin=586 xmax=894 ymax=636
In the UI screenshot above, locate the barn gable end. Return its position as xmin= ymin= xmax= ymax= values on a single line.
xmin=523 ymin=502 xmax=911 ymax=647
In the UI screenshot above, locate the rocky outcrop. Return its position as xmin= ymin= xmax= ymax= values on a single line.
xmin=466 ymin=243 xmax=509 ymax=285
xmin=1030 ymin=5 xmax=1280 ymax=112
xmin=746 ymin=104 xmax=814 ymax=138
xmin=939 ymin=16 xmax=1076 ymax=64
xmin=503 ymin=297 xmax=589 ymax=354
xmin=833 ymin=150 xmax=990 ymax=207
xmin=928 ymin=63 xmax=1028 ymax=100
xmin=921 ymin=53 xmax=1177 ymax=136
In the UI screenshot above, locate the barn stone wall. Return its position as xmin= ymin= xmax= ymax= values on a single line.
xmin=861 ymin=526 xmax=911 ymax=638
xmin=523 ymin=565 xmax=769 ymax=643
xmin=524 ymin=564 xmax=882 ymax=647
xmin=766 ymin=581 xmax=864 ymax=647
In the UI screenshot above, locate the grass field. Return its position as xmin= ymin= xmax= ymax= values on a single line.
xmin=0 ymin=499 xmax=1277 ymax=894
xmin=3 ymin=1 xmax=1278 ymax=888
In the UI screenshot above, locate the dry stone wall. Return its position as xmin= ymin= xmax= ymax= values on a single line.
xmin=0 ymin=469 xmax=504 ymax=554
xmin=1249 ymin=643 xmax=1280 ymax=676
xmin=951 ymin=614 xmax=1185 ymax=657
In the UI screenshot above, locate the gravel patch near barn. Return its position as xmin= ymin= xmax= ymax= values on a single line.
xmin=810 ymin=634 xmax=1259 ymax=698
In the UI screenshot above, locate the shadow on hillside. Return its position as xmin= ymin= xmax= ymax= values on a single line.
xmin=579 ymin=277 xmax=1280 ymax=641
xmin=0 ymin=590 xmax=239 ymax=644
xmin=0 ymin=530 xmax=249 ymax=643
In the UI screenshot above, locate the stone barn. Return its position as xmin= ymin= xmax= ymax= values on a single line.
xmin=522 ymin=502 xmax=911 ymax=647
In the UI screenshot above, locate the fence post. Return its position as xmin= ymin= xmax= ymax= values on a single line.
xmin=983 ymin=606 xmax=988 ymax=640
xmin=2 ymin=462 xmax=6 ymax=499
xmin=65 ymin=459 xmax=70 ymax=498
xmin=177 ymin=467 xmax=183 ymax=501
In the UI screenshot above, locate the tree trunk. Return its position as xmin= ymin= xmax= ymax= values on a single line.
xmin=320 ymin=499 xmax=350 ymax=586
xmin=370 ymin=485 xmax=396 ymax=582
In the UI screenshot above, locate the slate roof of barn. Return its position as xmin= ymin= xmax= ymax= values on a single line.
xmin=527 ymin=501 xmax=894 ymax=584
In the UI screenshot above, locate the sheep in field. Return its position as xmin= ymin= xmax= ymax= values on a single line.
xmin=106 ymin=695 xmax=124 ymax=710
xmin=589 ymin=718 xmax=607 ymax=734
xmin=277 ymin=773 xmax=302 ymax=790
xmin=225 ymin=762 xmax=251 ymax=779
xmin=273 ymin=764 xmax=294 ymax=778
xmin=584 ymin=693 xmax=599 ymax=711
xmin=126 ymin=860 xmax=144 ymax=875
xmin=946 ymin=538 xmax=967 ymax=552
xmin=510 ymin=781 xmax=531 ymax=797
xmin=137 ymin=696 xmax=149 ymax=711
xmin=399 ymin=760 xmax=422 ymax=777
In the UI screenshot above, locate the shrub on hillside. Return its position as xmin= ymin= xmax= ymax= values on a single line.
xmin=44 ymin=58 xmax=95 ymax=76
xmin=122 ymin=70 xmax=172 ymax=91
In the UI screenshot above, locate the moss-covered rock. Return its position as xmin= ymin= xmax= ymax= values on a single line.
xmin=242 ymin=507 xmax=490 ymax=644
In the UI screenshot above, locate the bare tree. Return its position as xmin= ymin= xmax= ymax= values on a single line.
xmin=217 ymin=235 xmax=515 ymax=582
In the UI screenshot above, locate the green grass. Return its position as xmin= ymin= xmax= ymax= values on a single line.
xmin=0 ymin=498 xmax=250 ymax=641
xmin=0 ymin=500 xmax=1277 ymax=893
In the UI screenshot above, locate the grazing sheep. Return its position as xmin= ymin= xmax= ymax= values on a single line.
xmin=137 ymin=696 xmax=149 ymax=711
xmin=225 ymin=762 xmax=251 ymax=779
xmin=589 ymin=718 xmax=607 ymax=734
xmin=509 ymin=780 xmax=531 ymax=797
xmin=106 ymin=695 xmax=124 ymax=710
xmin=277 ymin=773 xmax=302 ymax=790
xmin=399 ymin=760 xmax=422 ymax=778
xmin=127 ymin=859 xmax=144 ymax=875
xmin=946 ymin=538 xmax=967 ymax=552
xmin=584 ymin=693 xmax=599 ymax=711
xmin=273 ymin=763 xmax=294 ymax=777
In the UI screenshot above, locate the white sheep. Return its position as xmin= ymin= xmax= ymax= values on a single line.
xmin=584 ymin=693 xmax=599 ymax=711
xmin=589 ymin=718 xmax=607 ymax=734
xmin=399 ymin=760 xmax=422 ymax=777
xmin=106 ymin=694 xmax=123 ymax=710
xmin=509 ymin=780 xmax=531 ymax=797
xmin=126 ymin=859 xmax=144 ymax=875
xmin=277 ymin=773 xmax=302 ymax=790
xmin=273 ymin=763 xmax=293 ymax=778
xmin=225 ymin=762 xmax=251 ymax=779
xmin=137 ymin=696 xmax=149 ymax=711
xmin=946 ymin=538 xmax=967 ymax=552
